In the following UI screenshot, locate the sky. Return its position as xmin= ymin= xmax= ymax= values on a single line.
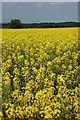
xmin=2 ymin=2 xmax=78 ymax=23
xmin=1 ymin=0 xmax=79 ymax=2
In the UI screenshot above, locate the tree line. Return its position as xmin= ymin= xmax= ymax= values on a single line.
xmin=1 ymin=19 xmax=80 ymax=28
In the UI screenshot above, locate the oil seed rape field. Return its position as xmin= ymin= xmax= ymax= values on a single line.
xmin=2 ymin=28 xmax=80 ymax=120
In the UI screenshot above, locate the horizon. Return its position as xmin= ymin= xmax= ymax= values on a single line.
xmin=2 ymin=21 xmax=79 ymax=24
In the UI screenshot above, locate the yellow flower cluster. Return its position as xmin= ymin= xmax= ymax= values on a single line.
xmin=2 ymin=28 xmax=80 ymax=119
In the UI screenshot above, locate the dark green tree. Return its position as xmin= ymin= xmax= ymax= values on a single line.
xmin=8 ymin=19 xmax=23 ymax=28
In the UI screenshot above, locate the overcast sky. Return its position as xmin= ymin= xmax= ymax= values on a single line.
xmin=2 ymin=2 xmax=78 ymax=23
xmin=1 ymin=0 xmax=79 ymax=2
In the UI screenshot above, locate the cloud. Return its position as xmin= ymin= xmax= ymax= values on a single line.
xmin=50 ymin=2 xmax=65 ymax=6
xmin=36 ymin=3 xmax=43 ymax=8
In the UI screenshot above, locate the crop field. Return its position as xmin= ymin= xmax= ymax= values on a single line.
xmin=1 ymin=28 xmax=80 ymax=119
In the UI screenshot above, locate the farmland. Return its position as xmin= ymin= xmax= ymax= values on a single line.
xmin=2 ymin=28 xmax=80 ymax=119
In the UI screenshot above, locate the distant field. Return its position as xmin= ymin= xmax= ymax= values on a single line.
xmin=2 ymin=28 xmax=80 ymax=119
